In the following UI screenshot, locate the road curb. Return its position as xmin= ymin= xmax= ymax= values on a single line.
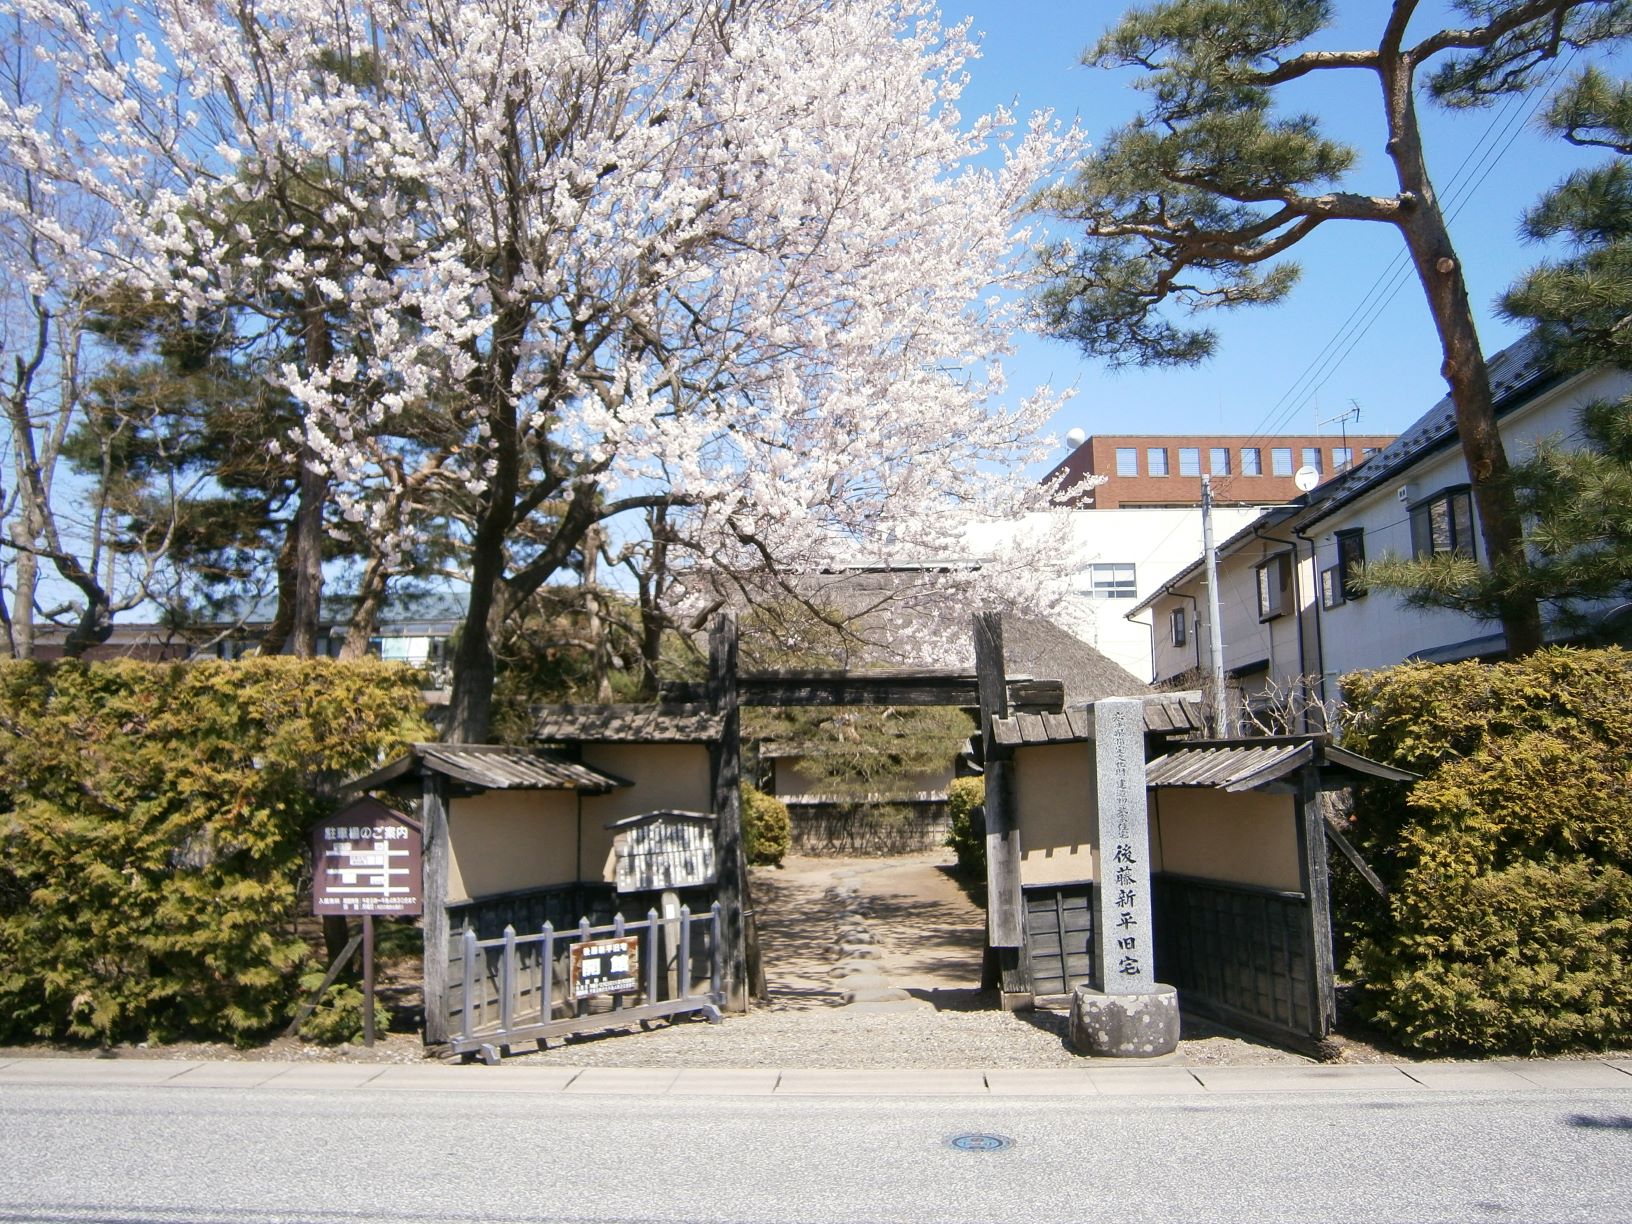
xmin=3 ymin=1056 xmax=1629 ymax=1098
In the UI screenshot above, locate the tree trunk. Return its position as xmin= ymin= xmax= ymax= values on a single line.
xmin=634 ymin=508 xmax=670 ymax=699
xmin=258 ymin=521 xmax=299 ymax=655
xmin=286 ymin=288 xmax=333 ymax=659
xmin=446 ymin=565 xmax=503 ymax=742
xmin=5 ymin=544 xmax=36 ymax=659
xmin=339 ymin=550 xmax=390 ymax=661
xmin=581 ymin=525 xmax=613 ymax=703
xmin=1383 ymin=45 xmax=1544 ymax=657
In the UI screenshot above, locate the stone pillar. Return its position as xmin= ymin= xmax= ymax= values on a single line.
xmin=1070 ymin=697 xmax=1179 ymax=1057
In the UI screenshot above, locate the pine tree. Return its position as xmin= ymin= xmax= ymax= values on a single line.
xmin=1039 ymin=1 xmax=1632 ymax=659
xmin=1366 ymin=66 xmax=1632 ymax=633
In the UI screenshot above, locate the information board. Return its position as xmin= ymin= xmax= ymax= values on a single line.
xmin=312 ymin=797 xmax=423 ymax=917
xmin=570 ymin=937 xmax=640 ymax=999
xmin=608 ymin=810 xmax=717 ymax=893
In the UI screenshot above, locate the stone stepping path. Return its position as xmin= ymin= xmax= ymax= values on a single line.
xmin=821 ymin=869 xmax=930 ymax=1013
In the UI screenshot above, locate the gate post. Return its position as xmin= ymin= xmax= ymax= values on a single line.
xmin=973 ymin=611 xmax=1029 ymax=1008
xmin=1297 ymin=772 xmax=1338 ymax=1038
xmin=422 ymin=771 xmax=452 ymax=1045
xmin=708 ymin=613 xmax=749 ymax=1012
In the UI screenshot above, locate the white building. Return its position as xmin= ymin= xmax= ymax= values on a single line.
xmin=969 ymin=505 xmax=1265 ymax=681
xmin=1131 ymin=336 xmax=1632 ymax=724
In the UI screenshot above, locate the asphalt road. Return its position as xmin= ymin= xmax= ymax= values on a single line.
xmin=1 ymin=1079 xmax=1629 ymax=1224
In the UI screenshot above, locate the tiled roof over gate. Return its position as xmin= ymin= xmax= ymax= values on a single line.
xmin=989 ymin=693 xmax=1205 ymax=746
xmin=343 ymin=743 xmax=631 ymax=794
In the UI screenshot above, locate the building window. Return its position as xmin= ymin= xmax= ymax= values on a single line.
xmin=1170 ymin=607 xmax=1188 ymax=646
xmin=1178 ymin=447 xmax=1201 ymax=476
xmin=1241 ymin=447 xmax=1262 ymax=476
xmin=1256 ymin=552 xmax=1292 ymax=620
xmin=1087 ymin=562 xmax=1137 ymax=600
xmin=1115 ymin=447 xmax=1138 ymax=477
xmin=1271 ymin=447 xmax=1293 ymax=476
xmin=1332 ymin=447 xmax=1353 ymax=470
xmin=1147 ymin=447 xmax=1169 ymax=476
xmin=1209 ymin=447 xmax=1231 ymax=475
xmin=1320 ymin=566 xmax=1346 ymax=609
xmin=1362 ymin=446 xmax=1380 ymax=459
xmin=1336 ymin=529 xmax=1366 ymax=599
xmin=1301 ymin=447 xmax=1323 ymax=472
xmin=1410 ymin=488 xmax=1476 ymax=559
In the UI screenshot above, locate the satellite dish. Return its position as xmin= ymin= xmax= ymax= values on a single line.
xmin=1064 ymin=427 xmax=1087 ymax=450
xmin=1293 ymin=465 xmax=1320 ymax=492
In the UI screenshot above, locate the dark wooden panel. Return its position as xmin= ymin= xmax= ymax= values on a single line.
xmin=1152 ymin=873 xmax=1319 ymax=1045
xmin=1023 ymin=882 xmax=1094 ymax=998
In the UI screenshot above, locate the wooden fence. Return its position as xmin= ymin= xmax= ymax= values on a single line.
xmin=447 ymin=903 xmax=724 ymax=1064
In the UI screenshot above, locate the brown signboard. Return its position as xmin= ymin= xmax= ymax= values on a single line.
xmin=312 ymin=796 xmax=423 ymax=917
xmin=569 ymin=937 xmax=640 ymax=999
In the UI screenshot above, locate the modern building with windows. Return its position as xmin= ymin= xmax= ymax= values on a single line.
xmin=968 ymin=504 xmax=1266 ymax=681
xmin=1045 ymin=431 xmax=1396 ymax=509
xmin=1128 ymin=335 xmax=1632 ymax=728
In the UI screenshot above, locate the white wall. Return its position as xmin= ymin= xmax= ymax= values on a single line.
xmin=1310 ymin=365 xmax=1632 ymax=688
xmin=1141 ymin=528 xmax=1316 ymax=698
xmin=968 ymin=507 xmax=1264 ymax=681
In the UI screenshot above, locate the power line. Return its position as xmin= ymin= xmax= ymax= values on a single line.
xmin=1209 ymin=54 xmax=1575 ymax=502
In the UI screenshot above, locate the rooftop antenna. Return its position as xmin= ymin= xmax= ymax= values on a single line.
xmin=1318 ymin=403 xmax=1362 ymax=470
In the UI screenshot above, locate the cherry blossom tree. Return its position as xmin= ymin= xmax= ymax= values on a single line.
xmin=8 ymin=0 xmax=1079 ymax=736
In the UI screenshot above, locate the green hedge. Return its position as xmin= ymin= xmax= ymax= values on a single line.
xmin=0 ymin=658 xmax=431 ymax=1045
xmin=741 ymin=783 xmax=791 ymax=867
xmin=1340 ymin=648 xmax=1632 ymax=1055
xmin=944 ymin=776 xmax=986 ymax=881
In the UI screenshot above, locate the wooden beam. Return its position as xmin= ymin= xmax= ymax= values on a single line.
xmin=974 ymin=613 xmax=1025 ymax=978
xmin=1325 ymin=818 xmax=1388 ymax=898
xmin=708 ymin=613 xmax=748 ymax=1013
xmin=421 ymin=771 xmax=451 ymax=1046
xmin=662 ymin=671 xmax=1065 ymax=712
xmin=1295 ymin=773 xmax=1337 ymax=1040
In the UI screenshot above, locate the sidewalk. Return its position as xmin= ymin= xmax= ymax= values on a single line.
xmin=3 ymin=1055 xmax=1628 ymax=1097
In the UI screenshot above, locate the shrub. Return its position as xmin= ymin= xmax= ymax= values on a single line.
xmin=0 ymin=657 xmax=431 ymax=1046
xmin=1339 ymin=648 xmax=1632 ymax=1055
xmin=945 ymin=776 xmax=986 ymax=880
xmin=296 ymin=979 xmax=370 ymax=1045
xmin=741 ymin=783 xmax=791 ymax=867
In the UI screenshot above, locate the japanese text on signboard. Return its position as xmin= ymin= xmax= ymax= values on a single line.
xmin=312 ymin=806 xmax=423 ymax=917
xmin=570 ymin=938 xmax=640 ymax=999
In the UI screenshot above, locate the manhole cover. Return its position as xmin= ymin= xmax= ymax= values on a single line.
xmin=945 ymin=1132 xmax=1014 ymax=1152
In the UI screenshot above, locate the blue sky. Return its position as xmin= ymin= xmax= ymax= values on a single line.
xmin=951 ymin=2 xmax=1613 ymax=466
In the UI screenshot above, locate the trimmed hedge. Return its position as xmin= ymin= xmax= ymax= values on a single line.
xmin=1340 ymin=648 xmax=1632 ymax=1055
xmin=741 ymin=783 xmax=791 ymax=867
xmin=944 ymin=776 xmax=986 ymax=881
xmin=0 ymin=658 xmax=431 ymax=1045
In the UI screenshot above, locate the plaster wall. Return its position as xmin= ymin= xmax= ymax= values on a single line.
xmin=965 ymin=506 xmax=1263 ymax=681
xmin=580 ymin=744 xmax=712 ymax=882
xmin=1013 ymin=742 xmax=1099 ymax=886
xmin=1149 ymin=787 xmax=1301 ymax=892
xmin=445 ymin=789 xmax=580 ymax=902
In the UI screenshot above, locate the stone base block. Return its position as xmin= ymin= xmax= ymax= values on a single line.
xmin=1068 ymin=984 xmax=1180 ymax=1058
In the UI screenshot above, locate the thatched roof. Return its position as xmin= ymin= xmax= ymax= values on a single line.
xmin=738 ymin=564 xmax=1149 ymax=705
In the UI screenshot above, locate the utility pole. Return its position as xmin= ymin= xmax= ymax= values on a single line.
xmin=1201 ymin=475 xmax=1227 ymax=737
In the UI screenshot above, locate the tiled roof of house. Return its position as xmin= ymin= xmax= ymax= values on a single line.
xmin=1132 ymin=333 xmax=1560 ymax=608
xmin=1297 ymin=333 xmax=1554 ymax=529
xmin=529 ymin=704 xmax=726 ymax=744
